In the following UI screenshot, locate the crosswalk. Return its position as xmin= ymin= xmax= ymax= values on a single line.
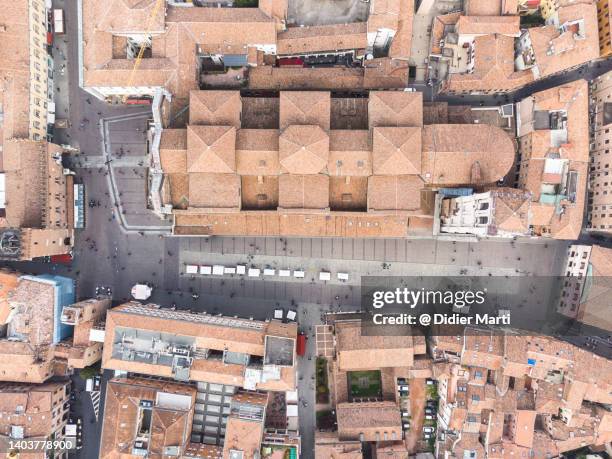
xmin=90 ymin=391 xmax=101 ymax=420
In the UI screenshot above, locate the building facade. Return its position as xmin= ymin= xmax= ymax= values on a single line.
xmin=587 ymin=70 xmax=612 ymax=233
xmin=597 ymin=0 xmax=612 ymax=56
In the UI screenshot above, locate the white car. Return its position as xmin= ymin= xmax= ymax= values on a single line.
xmin=423 ymin=426 xmax=435 ymax=433
xmin=274 ymin=309 xmax=284 ymax=320
xmin=425 ymin=415 xmax=435 ymax=420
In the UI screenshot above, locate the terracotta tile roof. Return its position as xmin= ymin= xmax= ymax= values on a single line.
xmin=160 ymin=129 xmax=187 ymax=174
xmin=518 ymin=80 xmax=589 ymax=239
xmin=588 ymin=245 xmax=612 ymax=276
xmin=0 ymin=381 xmax=69 ymax=440
xmin=279 ymin=125 xmax=329 ymax=174
xmin=100 ymin=377 xmax=196 ymax=459
xmin=278 ymin=174 xmax=329 ymax=209
xmin=94 ymin=0 xmax=166 ymax=34
xmin=277 ymin=23 xmax=367 ymax=55
xmin=174 ymin=211 xmax=413 ymax=237
xmin=330 ymin=176 xmax=368 ymax=211
xmin=490 ymin=188 xmax=532 ymax=234
xmin=368 ymin=91 xmax=423 ymax=128
xmin=279 ymin=92 xmax=331 ymax=130
xmin=514 ymin=410 xmax=536 ymax=447
xmin=223 ymin=415 xmax=264 ymax=459
xmin=372 ymin=127 xmax=422 ymax=175
xmin=236 ymin=129 xmax=280 ymax=176
xmin=528 ymin=4 xmax=599 ymax=78
xmin=3 ymin=140 xmax=47 ymax=228
xmin=421 ymin=124 xmax=515 ymax=186
xmin=456 ymin=16 xmax=520 ymax=36
xmin=315 ymin=432 xmax=362 ymax=459
xmin=444 ymin=34 xmax=534 ymax=93
xmin=335 ymin=320 xmax=414 ymax=370
xmin=189 ymin=91 xmax=242 ymax=127
xmin=464 ymin=0 xmax=506 ymax=15
xmin=188 ymin=173 xmax=241 ymax=209
xmin=82 ymin=5 xmax=276 ymax=99
xmin=328 ymin=131 xmax=372 ymax=177
xmin=367 ymin=175 xmax=424 ymax=212
xmin=336 ymin=401 xmax=402 ymax=441
xmin=431 ymin=13 xmax=461 ymax=55
xmin=186 ymin=125 xmax=236 ymax=174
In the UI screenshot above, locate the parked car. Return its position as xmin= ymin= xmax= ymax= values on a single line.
xmin=424 ymin=433 xmax=432 ymax=440
xmin=425 ymin=415 xmax=435 ymax=420
xmin=423 ymin=426 xmax=436 ymax=433
xmin=93 ymin=375 xmax=101 ymax=391
xmin=426 ymin=378 xmax=436 ymax=385
xmin=402 ymin=422 xmax=410 ymax=429
xmin=425 ymin=408 xmax=436 ymax=415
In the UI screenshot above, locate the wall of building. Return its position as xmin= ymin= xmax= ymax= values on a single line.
xmin=597 ymin=0 xmax=611 ymax=56
xmin=558 ymin=244 xmax=590 ymax=318
xmin=587 ymin=71 xmax=612 ymax=233
xmin=28 ymin=0 xmax=50 ymax=141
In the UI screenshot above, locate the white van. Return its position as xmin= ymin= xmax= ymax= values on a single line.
xmin=185 ymin=264 xmax=198 ymax=274
xmin=337 ymin=272 xmax=349 ymax=281
xmin=263 ymin=268 xmax=276 ymax=276
xmin=293 ymin=270 xmax=305 ymax=278
xmin=248 ymin=268 xmax=261 ymax=277
xmin=286 ymin=310 xmax=297 ymax=321
xmin=319 ymin=271 xmax=331 ymax=281
xmin=200 ymin=265 xmax=212 ymax=275
xmin=224 ymin=267 xmax=237 ymax=274
xmin=236 ymin=265 xmax=246 ymax=275
xmin=212 ymin=265 xmax=224 ymax=276
xmin=274 ymin=309 xmax=284 ymax=320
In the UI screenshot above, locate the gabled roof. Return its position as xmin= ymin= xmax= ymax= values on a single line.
xmin=236 ymin=129 xmax=279 ymax=176
xmin=279 ymin=125 xmax=329 ymax=174
xmin=279 ymin=91 xmax=331 ymax=130
xmin=368 ymin=91 xmax=423 ymax=127
xmin=95 ymin=0 xmax=166 ymax=34
xmin=278 ymin=174 xmax=329 ymax=209
xmin=186 ymin=125 xmax=236 ymax=173
xmin=367 ymin=175 xmax=424 ymax=212
xmin=328 ymin=130 xmax=371 ymax=177
xmin=160 ymin=129 xmax=187 ymax=174
xmin=189 ymin=91 xmax=242 ymax=127
xmin=421 ymin=124 xmax=515 ymax=186
xmin=337 ymin=401 xmax=402 ymax=442
xmin=277 ymin=23 xmax=367 ymax=56
xmin=372 ymin=127 xmax=421 ymax=175
xmin=188 ymin=173 xmax=240 ymax=209
xmin=456 ymin=15 xmax=520 ymax=36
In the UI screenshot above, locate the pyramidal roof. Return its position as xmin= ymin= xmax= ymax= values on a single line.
xmin=372 ymin=127 xmax=422 ymax=175
xmin=279 ymin=125 xmax=329 ymax=175
xmin=186 ymin=125 xmax=236 ymax=173
xmin=189 ymin=91 xmax=241 ymax=127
